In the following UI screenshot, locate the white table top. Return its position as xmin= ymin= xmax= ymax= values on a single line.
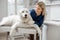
xmin=0 ymin=26 xmax=11 ymax=33
xmin=0 ymin=26 xmax=36 ymax=33
xmin=1 ymin=20 xmax=60 ymax=33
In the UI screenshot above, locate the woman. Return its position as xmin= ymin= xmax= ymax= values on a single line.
xmin=30 ymin=1 xmax=47 ymax=40
xmin=30 ymin=1 xmax=46 ymax=27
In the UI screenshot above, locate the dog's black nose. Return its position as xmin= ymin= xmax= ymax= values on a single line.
xmin=25 ymin=14 xmax=27 ymax=17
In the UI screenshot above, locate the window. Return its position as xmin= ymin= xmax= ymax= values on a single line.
xmin=8 ymin=0 xmax=15 ymax=15
xmin=46 ymin=0 xmax=60 ymax=21
xmin=8 ymin=0 xmax=25 ymax=15
xmin=29 ymin=0 xmax=38 ymax=9
xmin=8 ymin=0 xmax=38 ymax=15
xmin=46 ymin=0 xmax=60 ymax=4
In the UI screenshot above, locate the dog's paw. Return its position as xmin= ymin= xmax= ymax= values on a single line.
xmin=0 ymin=23 xmax=4 ymax=26
xmin=10 ymin=29 xmax=17 ymax=36
xmin=33 ymin=24 xmax=39 ymax=27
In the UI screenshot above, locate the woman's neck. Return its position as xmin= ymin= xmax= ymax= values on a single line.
xmin=34 ymin=9 xmax=41 ymax=16
xmin=36 ymin=12 xmax=41 ymax=16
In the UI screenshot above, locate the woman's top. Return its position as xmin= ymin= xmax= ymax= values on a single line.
xmin=30 ymin=9 xmax=44 ymax=27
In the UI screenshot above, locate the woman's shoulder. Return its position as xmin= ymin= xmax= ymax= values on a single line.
xmin=29 ymin=9 xmax=35 ymax=12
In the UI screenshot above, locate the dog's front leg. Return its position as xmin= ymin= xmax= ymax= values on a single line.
xmin=30 ymin=24 xmax=41 ymax=40
xmin=10 ymin=22 xmax=19 ymax=36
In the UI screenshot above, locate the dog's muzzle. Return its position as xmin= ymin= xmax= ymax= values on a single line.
xmin=25 ymin=14 xmax=27 ymax=18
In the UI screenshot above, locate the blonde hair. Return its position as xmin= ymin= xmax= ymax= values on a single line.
xmin=36 ymin=1 xmax=46 ymax=16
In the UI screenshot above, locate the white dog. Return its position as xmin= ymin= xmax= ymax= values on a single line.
xmin=0 ymin=8 xmax=41 ymax=40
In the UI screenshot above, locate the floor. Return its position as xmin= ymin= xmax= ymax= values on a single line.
xmin=0 ymin=33 xmax=39 ymax=40
xmin=0 ymin=33 xmax=8 ymax=40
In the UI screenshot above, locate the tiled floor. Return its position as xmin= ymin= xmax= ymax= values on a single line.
xmin=0 ymin=33 xmax=39 ymax=40
xmin=0 ymin=33 xmax=8 ymax=40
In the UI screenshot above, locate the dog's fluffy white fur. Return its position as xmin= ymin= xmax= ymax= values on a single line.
xmin=0 ymin=8 xmax=41 ymax=40
xmin=0 ymin=8 xmax=34 ymax=26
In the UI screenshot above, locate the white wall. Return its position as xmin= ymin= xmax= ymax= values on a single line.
xmin=46 ymin=5 xmax=51 ymax=21
xmin=47 ymin=24 xmax=60 ymax=40
xmin=0 ymin=0 xmax=8 ymax=21
xmin=50 ymin=5 xmax=60 ymax=20
xmin=46 ymin=4 xmax=60 ymax=21
xmin=45 ymin=1 xmax=60 ymax=40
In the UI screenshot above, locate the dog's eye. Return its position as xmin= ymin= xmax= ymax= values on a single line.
xmin=26 ymin=11 xmax=28 ymax=13
xmin=22 ymin=11 xmax=24 ymax=13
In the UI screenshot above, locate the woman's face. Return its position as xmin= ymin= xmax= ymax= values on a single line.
xmin=35 ymin=5 xmax=42 ymax=13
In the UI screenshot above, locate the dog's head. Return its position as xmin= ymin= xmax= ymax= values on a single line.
xmin=18 ymin=8 xmax=34 ymax=24
xmin=18 ymin=8 xmax=30 ymax=19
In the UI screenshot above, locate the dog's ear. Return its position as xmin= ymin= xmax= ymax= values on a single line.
xmin=17 ymin=8 xmax=25 ymax=15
